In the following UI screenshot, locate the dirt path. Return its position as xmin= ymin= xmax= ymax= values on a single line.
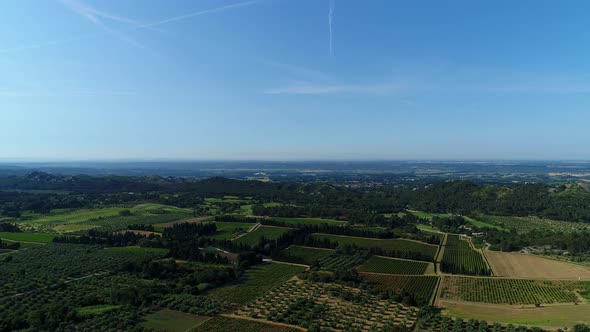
xmin=230 ymin=222 xmax=261 ymax=240
xmin=220 ymin=314 xmax=306 ymax=331
xmin=263 ymin=259 xmax=310 ymax=268
xmin=434 ymin=233 xmax=448 ymax=275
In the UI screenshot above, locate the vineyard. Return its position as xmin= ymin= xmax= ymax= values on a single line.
xmin=237 ymin=279 xmax=420 ymax=331
xmin=416 ymin=315 xmax=538 ymax=332
xmin=233 ymin=226 xmax=293 ymax=247
xmin=206 ymin=263 xmax=305 ymax=305
xmin=441 ymin=235 xmax=491 ymax=276
xmin=439 ymin=276 xmax=588 ymax=305
xmin=193 ymin=316 xmax=301 ymax=332
xmin=280 ymin=246 xmax=334 ymax=265
xmin=310 ymin=234 xmax=438 ymax=261
xmin=360 ymin=273 xmax=439 ymax=306
xmin=357 ymin=256 xmax=430 ymax=275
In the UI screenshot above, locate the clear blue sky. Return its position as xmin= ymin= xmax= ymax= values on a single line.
xmin=2 ymin=0 xmax=590 ymax=161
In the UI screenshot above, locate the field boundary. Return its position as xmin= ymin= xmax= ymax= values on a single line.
xmin=219 ymin=314 xmax=307 ymax=331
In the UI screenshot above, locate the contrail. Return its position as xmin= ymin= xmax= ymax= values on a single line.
xmin=329 ymin=0 xmax=335 ymax=56
xmin=140 ymin=0 xmax=259 ymax=28
xmin=0 ymin=0 xmax=261 ymax=55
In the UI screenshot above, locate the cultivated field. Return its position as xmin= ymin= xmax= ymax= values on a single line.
xmin=440 ymin=301 xmax=590 ymax=328
xmin=0 ymin=232 xmax=56 ymax=243
xmin=233 ymin=226 xmax=292 ymax=247
xmin=193 ymin=316 xmax=302 ymax=332
xmin=310 ymin=234 xmax=438 ymax=261
xmin=441 ymin=235 xmax=490 ymax=276
xmin=237 ymin=279 xmax=420 ymax=330
xmin=280 ymin=246 xmax=334 ymax=265
xmin=271 ymin=217 xmax=345 ymax=226
xmin=206 ymin=263 xmax=304 ymax=305
xmin=486 ymin=251 xmax=590 ymax=280
xmin=153 ymin=216 xmax=213 ymax=229
xmin=206 ymin=222 xmax=255 ymax=240
xmin=439 ymin=276 xmax=587 ymax=305
xmin=360 ymin=273 xmax=439 ymax=305
xmin=357 ymin=256 xmax=432 ymax=275
xmin=140 ymin=309 xmax=209 ymax=332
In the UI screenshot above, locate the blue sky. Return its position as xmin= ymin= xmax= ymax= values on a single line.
xmin=2 ymin=0 xmax=590 ymax=160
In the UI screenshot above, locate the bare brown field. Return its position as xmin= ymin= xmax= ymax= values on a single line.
xmin=153 ymin=216 xmax=211 ymax=228
xmin=440 ymin=299 xmax=590 ymax=329
xmin=486 ymin=251 xmax=590 ymax=280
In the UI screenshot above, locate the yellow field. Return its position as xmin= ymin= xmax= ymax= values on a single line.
xmin=440 ymin=300 xmax=590 ymax=329
xmin=486 ymin=251 xmax=590 ymax=280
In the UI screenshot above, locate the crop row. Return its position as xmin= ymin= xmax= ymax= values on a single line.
xmin=357 ymin=256 xmax=429 ymax=275
xmin=441 ymin=235 xmax=490 ymax=276
xmin=310 ymin=234 xmax=438 ymax=261
xmin=360 ymin=273 xmax=439 ymax=306
xmin=440 ymin=276 xmax=582 ymax=305
xmin=193 ymin=316 xmax=300 ymax=332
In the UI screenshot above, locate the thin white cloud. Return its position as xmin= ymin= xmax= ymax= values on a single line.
xmin=328 ymin=0 xmax=335 ymax=56
xmin=0 ymin=0 xmax=262 ymax=55
xmin=60 ymin=0 xmax=149 ymax=49
xmin=264 ymin=61 xmax=333 ymax=82
xmin=140 ymin=0 xmax=260 ymax=28
xmin=264 ymin=82 xmax=406 ymax=95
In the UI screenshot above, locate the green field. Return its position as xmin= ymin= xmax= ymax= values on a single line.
xmin=233 ymin=226 xmax=292 ymax=247
xmin=31 ymin=207 xmax=127 ymax=224
xmin=357 ymin=256 xmax=430 ymax=275
xmin=205 ymin=197 xmax=253 ymax=203
xmin=27 ymin=204 xmax=190 ymax=228
xmin=0 ymin=239 xmax=42 ymax=248
xmin=0 ymin=232 xmax=56 ymax=243
xmin=280 ymin=245 xmax=334 ymax=265
xmin=310 ymin=233 xmax=438 ymax=261
xmin=207 ymin=262 xmax=304 ymax=304
xmin=140 ymin=309 xmax=209 ymax=332
xmin=272 ymin=217 xmax=345 ymax=226
xmin=207 ymin=222 xmax=255 ymax=240
xmin=440 ymin=276 xmax=586 ymax=305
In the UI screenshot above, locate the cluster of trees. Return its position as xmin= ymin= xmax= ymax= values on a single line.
xmin=484 ymin=229 xmax=590 ymax=253
xmin=0 ymin=239 xmax=20 ymax=250
xmin=53 ymin=230 xmax=151 ymax=247
xmin=162 ymin=222 xmax=216 ymax=241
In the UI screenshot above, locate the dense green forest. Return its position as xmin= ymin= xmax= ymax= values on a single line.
xmin=2 ymin=173 xmax=590 ymax=222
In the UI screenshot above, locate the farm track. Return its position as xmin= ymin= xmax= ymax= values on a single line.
xmin=230 ymin=222 xmax=261 ymax=240
xmin=220 ymin=314 xmax=306 ymax=331
xmin=263 ymin=259 xmax=310 ymax=268
xmin=464 ymin=236 xmax=494 ymax=276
